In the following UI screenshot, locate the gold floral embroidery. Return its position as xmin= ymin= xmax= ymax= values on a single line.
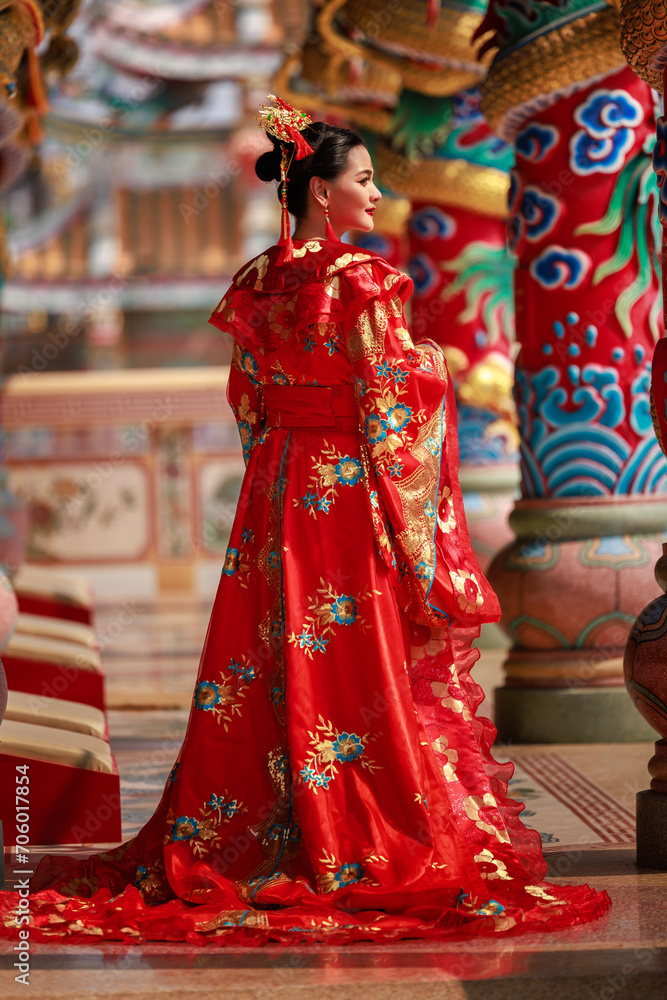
xmin=288 ymin=578 xmax=381 ymax=657
xmin=316 ymin=849 xmax=388 ymax=893
xmin=197 ymin=909 xmax=271 ymax=932
xmin=300 ymin=716 xmax=382 ymax=792
xmin=437 ymin=485 xmax=456 ymax=533
xmin=449 ymin=568 xmax=484 ymax=614
xmin=192 ymin=654 xmax=258 ymax=729
xmin=222 ymin=541 xmax=252 ymax=589
xmin=292 ymin=240 xmax=323 ymax=258
xmin=329 ymin=252 xmax=372 ymax=272
xmin=294 ymin=442 xmax=364 ymax=519
xmin=473 ymin=848 xmax=513 ymax=881
xmin=165 ymin=791 xmax=247 ymax=857
xmin=346 ymin=299 xmax=389 ymax=361
xmin=525 ymin=885 xmax=559 ymax=901
xmin=213 ymin=303 xmax=236 ymax=325
xmin=321 ymin=273 xmax=342 ymax=299
xmin=436 ymin=688 xmax=473 ymax=722
xmin=267 ymin=297 xmax=297 ymax=339
xmin=237 ymin=392 xmax=258 ymax=427
xmin=236 ymin=252 xmax=270 ymax=290
xmin=463 ymin=793 xmax=511 ymax=844
xmin=431 ymin=734 xmax=459 ymax=782
xmin=57 ymin=875 xmax=99 ymax=898
xmin=133 ymin=857 xmax=170 ymax=902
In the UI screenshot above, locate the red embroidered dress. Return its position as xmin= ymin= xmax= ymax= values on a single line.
xmin=0 ymin=239 xmax=609 ymax=944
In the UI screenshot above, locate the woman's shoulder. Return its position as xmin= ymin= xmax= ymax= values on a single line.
xmin=331 ymin=248 xmax=412 ymax=304
xmin=227 ymin=239 xmax=411 ymax=302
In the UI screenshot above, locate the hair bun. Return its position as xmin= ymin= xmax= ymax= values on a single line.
xmin=255 ymin=139 xmax=283 ymax=183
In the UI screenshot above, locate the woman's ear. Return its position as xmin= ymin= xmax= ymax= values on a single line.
xmin=309 ymin=175 xmax=327 ymax=208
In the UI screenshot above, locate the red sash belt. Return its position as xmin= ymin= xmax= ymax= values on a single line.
xmin=263 ymin=384 xmax=359 ymax=431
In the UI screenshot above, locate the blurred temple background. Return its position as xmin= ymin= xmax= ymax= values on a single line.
xmin=0 ymin=0 xmax=309 ymax=601
xmin=0 ymin=2 xmax=666 ymax=993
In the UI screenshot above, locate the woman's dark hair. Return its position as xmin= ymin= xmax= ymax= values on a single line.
xmin=255 ymin=121 xmax=364 ymax=218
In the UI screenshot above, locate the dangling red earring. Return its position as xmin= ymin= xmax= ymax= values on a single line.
xmin=324 ymin=202 xmax=337 ymax=243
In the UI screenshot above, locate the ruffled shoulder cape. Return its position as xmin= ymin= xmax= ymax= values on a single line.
xmin=209 ymin=238 xmax=412 ymax=369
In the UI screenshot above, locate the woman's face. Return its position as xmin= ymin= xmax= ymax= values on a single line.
xmin=319 ymin=145 xmax=382 ymax=235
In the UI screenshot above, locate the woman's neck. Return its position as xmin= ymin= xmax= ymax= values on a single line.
xmin=292 ymin=217 xmax=328 ymax=241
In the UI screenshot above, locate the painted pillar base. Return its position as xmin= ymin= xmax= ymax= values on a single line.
xmin=494 ymin=686 xmax=656 ymax=744
xmin=488 ymin=498 xmax=667 ymax=744
xmin=636 ymin=789 xmax=667 ymax=870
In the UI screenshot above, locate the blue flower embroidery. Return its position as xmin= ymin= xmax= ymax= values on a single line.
xmin=375 ymin=361 xmax=408 ymax=384
xmin=334 ymin=862 xmax=363 ymax=886
xmin=302 ymin=491 xmax=318 ymax=509
xmin=238 ymin=420 xmax=255 ymax=462
xmin=311 ymin=635 xmax=329 ymax=653
xmin=316 ymin=496 xmax=331 ymax=513
xmin=370 ymin=490 xmax=379 ymax=509
xmin=228 ymin=658 xmax=242 ymax=675
xmin=272 ymin=372 xmax=289 ymax=384
xmin=194 ymin=680 xmax=223 ymax=710
xmin=334 ymin=456 xmax=363 ymax=485
xmin=414 ymin=561 xmax=432 ymax=581
xmin=477 ymin=899 xmax=505 ymax=916
xmin=296 ymin=630 xmax=313 ymax=649
xmin=332 ymin=732 xmax=364 ymax=761
xmin=314 ymin=772 xmax=331 ymax=789
xmin=268 ymin=550 xmax=280 ymax=571
xmin=388 ymin=460 xmax=403 ymax=478
xmin=387 ymin=404 xmax=412 ymax=431
xmin=331 ymin=595 xmax=358 ymax=625
xmin=222 ymin=798 xmax=240 ymax=818
xmin=134 ymin=865 xmax=148 ymax=886
xmin=300 ymin=765 xmax=317 ymax=783
xmin=324 ymin=337 xmax=339 ymax=355
xmin=303 ymin=336 xmax=315 ymax=353
xmin=208 ymin=793 xmax=227 ymax=810
xmin=424 ymin=500 xmax=435 ymax=519
xmin=365 ymin=414 xmax=389 ymax=443
xmin=238 ymin=421 xmax=255 ymax=461
xmin=241 ymin=350 xmax=259 ymax=383
xmin=170 ymin=816 xmax=200 ymax=841
xmin=222 ymin=547 xmax=239 ymax=577
xmin=241 ymin=526 xmax=253 ymax=544
xmin=271 ymin=686 xmax=285 ymax=707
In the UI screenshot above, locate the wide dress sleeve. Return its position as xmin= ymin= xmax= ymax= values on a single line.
xmin=227 ymin=341 xmax=264 ymax=466
xmin=342 ymin=265 xmax=500 ymax=631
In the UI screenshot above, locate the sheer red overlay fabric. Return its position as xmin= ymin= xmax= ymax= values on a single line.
xmin=0 ymin=239 xmax=610 ymax=945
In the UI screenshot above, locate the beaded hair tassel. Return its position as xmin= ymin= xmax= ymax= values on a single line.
xmin=255 ymin=95 xmax=315 ymax=262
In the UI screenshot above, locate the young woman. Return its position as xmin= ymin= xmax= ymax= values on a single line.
xmin=0 ymin=99 xmax=610 ymax=944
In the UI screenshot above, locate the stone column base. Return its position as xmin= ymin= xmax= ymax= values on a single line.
xmin=636 ymin=789 xmax=667 ymax=870
xmin=494 ymin=686 xmax=656 ymax=744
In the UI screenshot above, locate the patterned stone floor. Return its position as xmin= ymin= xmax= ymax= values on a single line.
xmin=1 ymin=600 xmax=665 ymax=999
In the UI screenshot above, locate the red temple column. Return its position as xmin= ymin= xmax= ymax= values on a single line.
xmin=482 ymin=52 xmax=664 ymax=741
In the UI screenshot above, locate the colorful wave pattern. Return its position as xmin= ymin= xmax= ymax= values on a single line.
xmin=515 ymin=362 xmax=667 ymax=497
